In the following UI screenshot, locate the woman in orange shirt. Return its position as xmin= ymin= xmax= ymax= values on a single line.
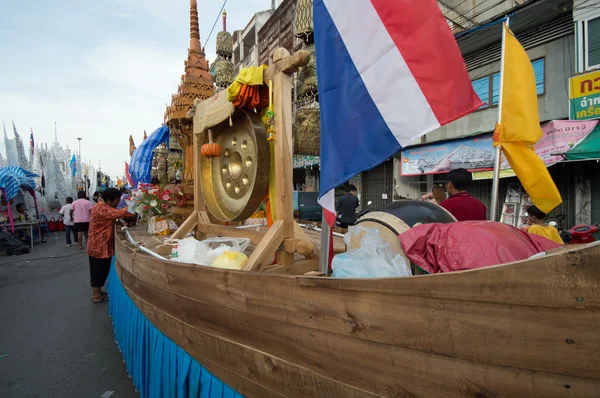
xmin=87 ymin=188 xmax=134 ymax=303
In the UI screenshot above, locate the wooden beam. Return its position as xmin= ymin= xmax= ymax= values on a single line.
xmin=243 ymin=220 xmax=283 ymax=271
xmin=193 ymin=131 xmax=206 ymax=240
xmin=170 ymin=211 xmax=198 ymax=240
xmin=263 ymin=50 xmax=310 ymax=82
xmin=271 ymin=48 xmax=296 ymax=266
xmin=196 ymin=222 xmax=264 ymax=246
xmin=193 ymin=132 xmax=205 ymax=212
xmin=197 ymin=210 xmax=211 ymax=224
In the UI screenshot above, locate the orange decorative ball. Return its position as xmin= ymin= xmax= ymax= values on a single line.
xmin=201 ymin=142 xmax=222 ymax=158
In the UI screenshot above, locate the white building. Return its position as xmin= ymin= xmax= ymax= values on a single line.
xmin=232 ymin=10 xmax=273 ymax=75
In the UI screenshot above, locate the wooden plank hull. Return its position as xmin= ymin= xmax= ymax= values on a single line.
xmin=115 ymin=235 xmax=600 ymax=397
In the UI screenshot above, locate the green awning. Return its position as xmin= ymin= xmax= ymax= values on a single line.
xmin=566 ymin=123 xmax=600 ymax=161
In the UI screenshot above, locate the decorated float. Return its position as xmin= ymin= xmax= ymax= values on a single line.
xmin=107 ymin=1 xmax=600 ymax=397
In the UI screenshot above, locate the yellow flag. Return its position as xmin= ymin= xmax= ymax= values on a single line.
xmin=496 ymin=24 xmax=562 ymax=214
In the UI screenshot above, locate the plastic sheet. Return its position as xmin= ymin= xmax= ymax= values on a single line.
xmin=399 ymin=221 xmax=561 ymax=273
xmin=332 ymin=226 xmax=412 ymax=278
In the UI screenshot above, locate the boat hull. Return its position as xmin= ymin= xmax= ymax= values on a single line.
xmin=115 ymin=236 xmax=600 ymax=397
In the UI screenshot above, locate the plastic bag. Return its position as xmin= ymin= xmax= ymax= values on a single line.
xmin=332 ymin=226 xmax=412 ymax=278
xmin=211 ymin=251 xmax=248 ymax=270
xmin=170 ymin=236 xmax=251 ymax=266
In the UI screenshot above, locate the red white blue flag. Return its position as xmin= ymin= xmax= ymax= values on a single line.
xmin=314 ymin=0 xmax=483 ymax=225
xmin=29 ymin=128 xmax=34 ymax=156
xmin=125 ymin=161 xmax=134 ymax=187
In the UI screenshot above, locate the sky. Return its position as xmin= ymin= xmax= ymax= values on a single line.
xmin=0 ymin=0 xmax=276 ymax=178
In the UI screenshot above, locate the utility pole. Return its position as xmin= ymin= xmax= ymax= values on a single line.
xmin=77 ymin=137 xmax=84 ymax=194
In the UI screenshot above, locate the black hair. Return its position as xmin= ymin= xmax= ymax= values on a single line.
xmin=346 ymin=184 xmax=357 ymax=193
xmin=77 ymin=191 xmax=86 ymax=199
xmin=120 ymin=187 xmax=128 ymax=193
xmin=527 ymin=205 xmax=546 ymax=220
xmin=102 ymin=188 xmax=123 ymax=203
xmin=447 ymin=168 xmax=472 ymax=191
xmin=93 ymin=191 xmax=100 ymax=197
xmin=150 ymin=177 xmax=160 ymax=185
xmin=16 ymin=203 xmax=25 ymax=210
xmin=66 ymin=197 xmax=73 ymax=204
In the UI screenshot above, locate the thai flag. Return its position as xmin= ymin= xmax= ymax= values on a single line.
xmin=29 ymin=129 xmax=34 ymax=156
xmin=125 ymin=161 xmax=134 ymax=187
xmin=314 ymin=0 xmax=483 ymax=225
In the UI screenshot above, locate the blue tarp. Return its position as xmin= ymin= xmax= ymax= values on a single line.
xmin=107 ymin=259 xmax=244 ymax=398
xmin=0 ymin=166 xmax=38 ymax=200
xmin=129 ymin=125 xmax=170 ymax=187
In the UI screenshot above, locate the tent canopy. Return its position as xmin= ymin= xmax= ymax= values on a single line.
xmin=0 ymin=167 xmax=38 ymax=200
xmin=566 ymin=123 xmax=600 ymax=161
xmin=128 ymin=125 xmax=170 ymax=187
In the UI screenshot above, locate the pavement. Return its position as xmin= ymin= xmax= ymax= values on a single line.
xmin=0 ymin=232 xmax=138 ymax=398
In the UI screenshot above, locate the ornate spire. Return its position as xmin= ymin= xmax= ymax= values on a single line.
xmin=190 ymin=0 xmax=200 ymax=53
xmin=222 ymin=9 xmax=227 ymax=32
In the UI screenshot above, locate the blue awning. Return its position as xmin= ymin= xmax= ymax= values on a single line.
xmin=129 ymin=125 xmax=170 ymax=186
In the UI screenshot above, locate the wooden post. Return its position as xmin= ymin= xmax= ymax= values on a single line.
xmin=272 ymin=48 xmax=295 ymax=265
xmin=193 ymin=131 xmax=206 ymax=240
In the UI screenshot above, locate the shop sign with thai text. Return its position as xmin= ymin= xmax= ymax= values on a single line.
xmin=569 ymin=70 xmax=600 ymax=120
xmin=401 ymin=120 xmax=598 ymax=176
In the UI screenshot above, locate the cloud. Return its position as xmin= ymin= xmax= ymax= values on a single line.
xmin=83 ymin=41 xmax=183 ymax=97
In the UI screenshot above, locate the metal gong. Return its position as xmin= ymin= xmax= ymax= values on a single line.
xmin=200 ymin=109 xmax=270 ymax=222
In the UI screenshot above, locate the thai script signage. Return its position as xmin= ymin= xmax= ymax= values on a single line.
xmin=401 ymin=120 xmax=598 ymax=176
xmin=569 ymin=70 xmax=600 ymax=120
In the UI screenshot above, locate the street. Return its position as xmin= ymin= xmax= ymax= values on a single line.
xmin=0 ymin=233 xmax=137 ymax=398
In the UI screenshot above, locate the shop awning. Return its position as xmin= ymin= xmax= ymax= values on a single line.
xmin=401 ymin=120 xmax=599 ymax=177
xmin=293 ymin=155 xmax=320 ymax=169
xmin=566 ymin=124 xmax=600 ymax=161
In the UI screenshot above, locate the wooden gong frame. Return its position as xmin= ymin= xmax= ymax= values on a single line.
xmin=170 ymin=48 xmax=319 ymax=271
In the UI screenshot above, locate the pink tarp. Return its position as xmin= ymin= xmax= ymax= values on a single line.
xmin=399 ymin=221 xmax=561 ymax=273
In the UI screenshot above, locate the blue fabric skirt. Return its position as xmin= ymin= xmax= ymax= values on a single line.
xmin=107 ymin=258 xmax=244 ymax=398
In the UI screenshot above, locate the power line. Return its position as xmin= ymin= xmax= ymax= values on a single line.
xmin=203 ymin=0 xmax=229 ymax=49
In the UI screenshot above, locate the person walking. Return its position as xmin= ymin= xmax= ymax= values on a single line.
xmin=335 ymin=185 xmax=360 ymax=228
xmin=70 ymin=191 xmax=94 ymax=250
xmin=59 ymin=197 xmax=78 ymax=247
xmin=87 ymin=188 xmax=134 ymax=303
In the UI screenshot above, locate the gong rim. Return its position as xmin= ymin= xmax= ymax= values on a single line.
xmin=200 ymin=109 xmax=270 ymax=222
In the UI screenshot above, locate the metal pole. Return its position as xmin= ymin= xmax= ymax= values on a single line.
xmin=490 ymin=145 xmax=502 ymax=220
xmin=490 ymin=17 xmax=510 ymax=222
xmin=318 ymin=213 xmax=331 ymax=275
xmin=77 ymin=137 xmax=83 ymax=194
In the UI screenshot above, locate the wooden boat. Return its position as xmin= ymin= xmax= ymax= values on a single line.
xmin=115 ymin=230 xmax=600 ymax=398
xmin=113 ymin=47 xmax=600 ymax=397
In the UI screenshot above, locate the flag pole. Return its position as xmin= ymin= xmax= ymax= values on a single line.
xmin=490 ymin=17 xmax=509 ymax=222
xmin=319 ymin=212 xmax=331 ymax=275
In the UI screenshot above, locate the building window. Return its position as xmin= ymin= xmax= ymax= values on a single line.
xmin=471 ymin=77 xmax=489 ymax=108
xmin=586 ymin=16 xmax=600 ymax=69
xmin=578 ymin=13 xmax=600 ymax=72
xmin=472 ymin=58 xmax=545 ymax=109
